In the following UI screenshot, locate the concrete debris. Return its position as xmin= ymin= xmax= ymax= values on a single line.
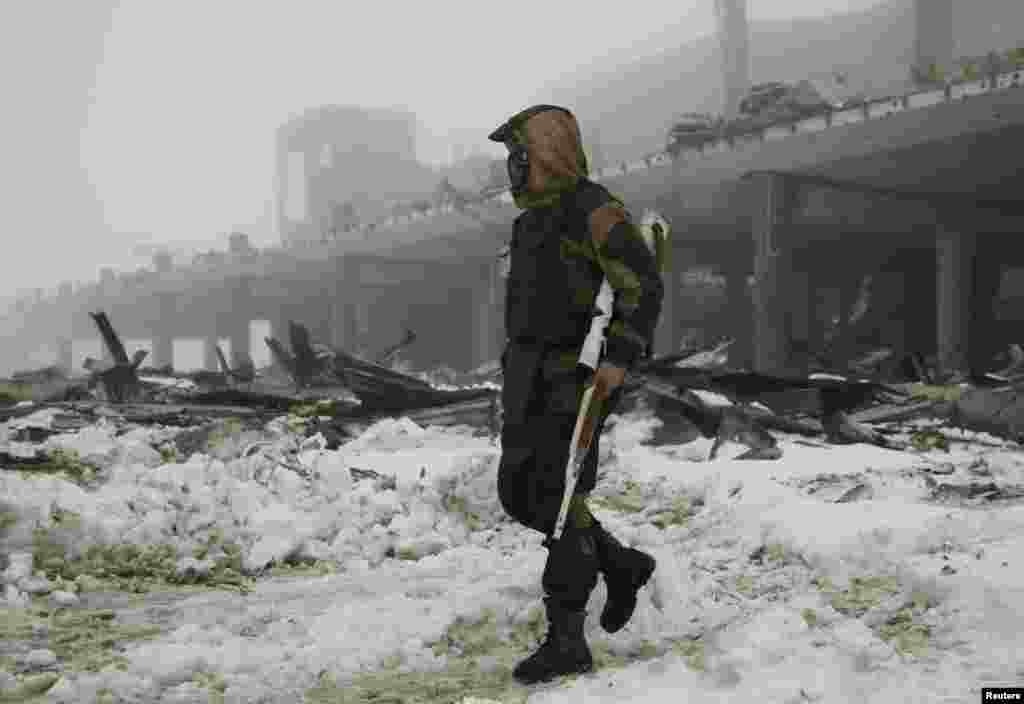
xmin=48 ymin=590 xmax=80 ymax=608
xmin=4 ymin=584 xmax=30 ymax=607
xmin=174 ymin=557 xmax=215 ymax=580
xmin=835 ymin=483 xmax=874 ymax=503
xmin=2 ymin=551 xmax=34 ymax=583
xmin=23 ymin=649 xmax=58 ymax=669
xmin=18 ymin=575 xmax=55 ymax=595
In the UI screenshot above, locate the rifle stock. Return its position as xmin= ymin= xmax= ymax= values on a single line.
xmin=551 ymin=384 xmax=604 ymax=541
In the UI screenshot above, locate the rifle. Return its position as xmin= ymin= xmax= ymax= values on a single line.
xmin=550 ymin=279 xmax=614 ymax=542
xmin=550 ymin=209 xmax=670 ymax=542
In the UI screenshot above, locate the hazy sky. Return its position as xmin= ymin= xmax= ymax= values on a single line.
xmin=1 ymin=0 xmax=882 ymax=301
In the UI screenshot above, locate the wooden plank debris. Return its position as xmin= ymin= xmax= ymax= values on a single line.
xmin=261 ymin=322 xmax=497 ymax=414
xmin=622 ymin=344 xmax=918 ymax=455
xmin=214 ymin=344 xmax=256 ymax=384
xmin=264 ymin=336 xmax=298 ymax=380
xmin=83 ymin=312 xmax=147 ymax=403
xmin=376 ymin=328 xmax=417 ymax=365
xmin=10 ymin=306 xmax=1024 ymax=456
xmin=942 ymin=386 xmax=1024 ymax=444
xmin=849 ymin=400 xmax=942 ymax=425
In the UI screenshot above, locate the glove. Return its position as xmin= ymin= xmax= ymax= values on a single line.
xmin=592 ymin=361 xmax=626 ymax=401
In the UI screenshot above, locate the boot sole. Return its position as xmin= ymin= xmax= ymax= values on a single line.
xmin=601 ymin=555 xmax=657 ymax=634
xmin=514 ymin=660 xmax=593 ymax=686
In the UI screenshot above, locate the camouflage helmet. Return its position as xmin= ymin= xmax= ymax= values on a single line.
xmin=488 ymin=104 xmax=576 ymax=145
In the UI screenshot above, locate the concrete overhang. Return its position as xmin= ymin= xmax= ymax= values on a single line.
xmin=771 ymin=121 xmax=1024 ymax=215
xmin=135 ymin=82 xmax=1024 ymax=296
xmin=603 ymin=84 xmax=1024 ymax=224
xmin=150 ymin=201 xmax=521 ymax=290
xmin=738 ymin=119 xmax=1024 ymax=247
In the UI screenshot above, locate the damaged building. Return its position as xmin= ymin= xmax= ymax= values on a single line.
xmin=275 ymin=105 xmax=439 ymax=246
xmin=3 ymin=0 xmax=1023 ymax=388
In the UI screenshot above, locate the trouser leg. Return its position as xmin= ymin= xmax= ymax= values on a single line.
xmin=497 ymin=340 xmax=550 ymax=531
xmin=541 ymin=521 xmax=600 ymax=610
xmin=498 ymin=378 xmax=622 ymax=534
xmin=498 ymin=344 xmax=629 ymax=610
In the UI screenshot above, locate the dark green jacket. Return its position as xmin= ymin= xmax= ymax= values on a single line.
xmin=505 ymin=178 xmax=663 ymax=369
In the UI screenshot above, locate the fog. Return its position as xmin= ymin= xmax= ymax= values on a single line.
xmin=0 ymin=0 xmax=888 ymax=300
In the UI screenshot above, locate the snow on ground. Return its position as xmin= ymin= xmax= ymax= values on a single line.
xmin=1 ymin=403 xmax=1023 ymax=703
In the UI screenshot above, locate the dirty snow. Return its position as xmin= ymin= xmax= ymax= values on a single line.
xmin=0 ymin=404 xmax=1022 ymax=703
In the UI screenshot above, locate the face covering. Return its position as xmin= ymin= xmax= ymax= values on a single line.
xmin=506 ymin=141 xmax=530 ymax=195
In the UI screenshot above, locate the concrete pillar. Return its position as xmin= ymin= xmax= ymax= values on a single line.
xmin=312 ymin=288 xmax=334 ymax=347
xmin=303 ymin=280 xmax=330 ymax=348
xmin=329 ymin=256 xmax=358 ymax=351
xmin=202 ymin=335 xmax=220 ymax=372
xmin=56 ymin=338 xmax=73 ymax=373
xmin=472 ymin=292 xmax=491 ymax=370
xmin=472 ymin=261 xmax=501 ymax=368
xmin=653 ymin=266 xmax=679 ymax=356
xmin=749 ymin=172 xmax=799 ymax=375
xmin=227 ymin=277 xmax=252 ymax=369
xmin=152 ymin=292 xmax=175 ymax=369
xmin=913 ymin=0 xmax=953 ymax=82
xmin=787 ymin=271 xmax=811 ymax=345
xmin=325 ymin=300 xmax=352 ymax=351
xmin=804 ymin=271 xmax=829 ymax=364
xmin=935 ymin=223 xmax=974 ymax=376
xmin=715 ymin=0 xmax=750 ymax=121
xmin=354 ymin=300 xmax=370 ymax=341
xmin=152 ymin=335 xmax=173 ymax=370
xmin=267 ymin=306 xmax=287 ymax=343
xmin=969 ymin=239 xmax=1002 ymax=375
xmin=153 ymin=251 xmax=173 ymax=274
xmin=229 ymin=324 xmax=251 ymax=370
xmin=933 ymin=223 xmax=1002 ymax=377
xmin=874 ymin=269 xmax=909 ymax=361
xmin=907 ymin=250 xmax=939 ymax=358
xmin=786 ymin=270 xmax=812 ymax=374
xmin=723 ymin=266 xmax=753 ymax=369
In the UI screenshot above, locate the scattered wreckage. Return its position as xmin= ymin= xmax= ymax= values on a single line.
xmin=666 ymin=78 xmax=864 ymax=154
xmin=1 ymin=313 xmax=501 ymax=438
xmin=3 ymin=311 xmax=1024 ymax=469
xmin=4 ymin=317 xmax=1023 ymax=593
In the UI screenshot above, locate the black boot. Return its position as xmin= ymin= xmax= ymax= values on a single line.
xmin=592 ymin=521 xmax=657 ymax=633
xmin=512 ymin=597 xmax=593 ymax=685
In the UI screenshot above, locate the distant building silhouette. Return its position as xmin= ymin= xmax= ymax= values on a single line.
xmin=911 ymin=0 xmax=953 ymax=85
xmin=715 ymin=0 xmax=751 ymax=121
xmin=275 ymin=105 xmax=439 ymax=245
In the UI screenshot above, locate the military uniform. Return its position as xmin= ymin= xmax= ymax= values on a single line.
xmin=488 ymin=105 xmax=665 ymax=684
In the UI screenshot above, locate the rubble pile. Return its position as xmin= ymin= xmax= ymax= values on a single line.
xmin=0 ymin=413 xmax=507 ymax=597
xmin=4 ymin=311 xmax=1024 ymax=701
xmin=2 ymin=385 xmax=1021 ymax=702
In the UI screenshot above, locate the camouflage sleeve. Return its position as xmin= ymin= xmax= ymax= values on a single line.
xmin=588 ymin=202 xmax=665 ymax=368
